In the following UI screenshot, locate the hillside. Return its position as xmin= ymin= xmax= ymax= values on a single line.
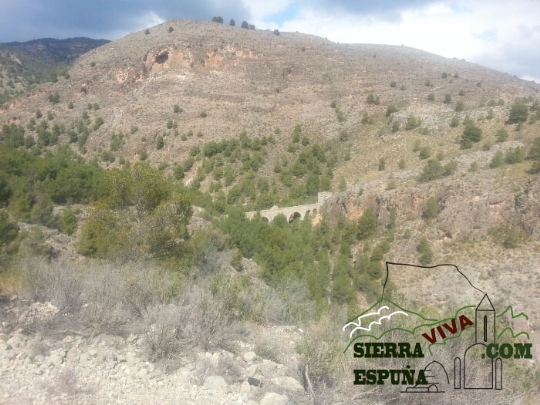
xmin=1 ymin=20 xmax=540 ymax=404
xmin=0 ymin=38 xmax=108 ymax=105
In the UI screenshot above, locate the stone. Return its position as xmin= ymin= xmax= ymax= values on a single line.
xmin=243 ymin=351 xmax=257 ymax=362
xmin=247 ymin=377 xmax=262 ymax=387
xmin=203 ymin=375 xmax=230 ymax=394
xmin=246 ymin=364 xmax=258 ymax=377
xmin=259 ymin=392 xmax=288 ymax=405
xmin=0 ymin=341 xmax=11 ymax=351
xmin=271 ymin=376 xmax=304 ymax=392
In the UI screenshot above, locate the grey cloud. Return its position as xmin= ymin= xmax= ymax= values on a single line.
xmin=303 ymin=0 xmax=436 ymax=21
xmin=473 ymin=40 xmax=540 ymax=82
xmin=0 ymin=0 xmax=249 ymax=42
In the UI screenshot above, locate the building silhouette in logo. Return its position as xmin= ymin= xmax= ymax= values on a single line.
xmin=454 ymin=294 xmax=503 ymax=390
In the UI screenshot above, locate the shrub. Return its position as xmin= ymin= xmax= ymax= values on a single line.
xmin=145 ymin=29 xmax=150 ymax=35
xmin=391 ymin=121 xmax=399 ymax=132
xmin=507 ymin=103 xmax=528 ymax=124
xmin=441 ymin=72 xmax=448 ymax=79
xmin=418 ymin=159 xmax=443 ymax=182
xmin=490 ymin=151 xmax=504 ymax=168
xmin=386 ymin=104 xmax=398 ymax=117
xmin=405 ymin=115 xmax=421 ymax=130
xmin=427 ymin=93 xmax=435 ymax=101
xmin=378 ymin=158 xmax=386 ymax=171
xmin=398 ymin=159 xmax=406 ymax=169
xmin=357 ymin=208 xmax=377 ymax=240
xmin=419 ymin=146 xmax=431 ymax=159
xmin=212 ymin=16 xmax=223 ymax=23
xmin=366 ymin=94 xmax=380 ymax=105
xmin=241 ymin=21 xmax=249 ymax=29
xmin=528 ymin=137 xmax=540 ymax=173
xmin=423 ymin=197 xmax=439 ymax=220
xmin=156 ymin=136 xmax=164 ymax=150
xmin=273 ymin=29 xmax=280 ymax=36
xmin=390 ymin=81 xmax=397 ymax=87
xmin=0 ymin=210 xmax=18 ymax=248
xmin=229 ymin=19 xmax=235 ymax=26
xmin=490 ymin=224 xmax=525 ymax=249
xmin=505 ymin=147 xmax=525 ymax=164
xmin=444 ymin=93 xmax=452 ymax=104
xmin=455 ymin=100 xmax=465 ymax=112
xmin=48 ymin=93 xmax=60 ymax=103
xmin=450 ymin=115 xmax=460 ymax=127
xmin=460 ymin=123 xmax=482 ymax=149
xmin=417 ymin=237 xmax=433 ymax=265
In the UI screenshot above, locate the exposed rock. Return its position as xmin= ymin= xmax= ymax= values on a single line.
xmin=259 ymin=392 xmax=289 ymax=405
xmin=203 ymin=375 xmax=230 ymax=394
xmin=271 ymin=376 xmax=304 ymax=392
xmin=243 ymin=351 xmax=257 ymax=362
xmin=247 ymin=377 xmax=262 ymax=387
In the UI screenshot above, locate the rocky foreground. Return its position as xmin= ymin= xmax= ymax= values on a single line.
xmin=0 ymin=302 xmax=327 ymax=405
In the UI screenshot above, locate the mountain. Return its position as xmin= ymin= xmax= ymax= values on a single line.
xmin=1 ymin=37 xmax=110 ymax=65
xmin=1 ymin=20 xmax=539 ymax=202
xmin=0 ymin=37 xmax=109 ymax=105
xmin=1 ymin=20 xmax=540 ymax=403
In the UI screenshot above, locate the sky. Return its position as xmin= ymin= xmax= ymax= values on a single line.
xmin=1 ymin=0 xmax=539 ymax=83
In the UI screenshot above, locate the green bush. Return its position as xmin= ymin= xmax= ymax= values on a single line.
xmin=505 ymin=147 xmax=525 ymax=164
xmin=366 ymin=94 xmax=380 ymax=105
xmin=422 ymin=197 xmax=439 ymax=220
xmin=490 ymin=151 xmax=504 ymax=168
xmin=57 ymin=209 xmax=77 ymax=235
xmin=455 ymin=100 xmax=465 ymax=112
xmin=419 ymin=146 xmax=431 ymax=159
xmin=444 ymin=93 xmax=452 ymax=104
xmin=0 ymin=210 xmax=18 ymax=248
xmin=460 ymin=123 xmax=482 ymax=149
xmin=528 ymin=137 xmax=540 ymax=173
xmin=495 ymin=128 xmax=508 ymax=142
xmin=357 ymin=208 xmax=377 ymax=240
xmin=427 ymin=93 xmax=435 ymax=101
xmin=405 ymin=115 xmax=420 ymax=130
xmin=417 ymin=237 xmax=433 ymax=265
xmin=386 ymin=104 xmax=398 ymax=117
xmin=507 ymin=103 xmax=528 ymax=124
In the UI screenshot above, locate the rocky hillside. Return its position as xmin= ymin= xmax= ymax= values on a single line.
xmin=2 ymin=20 xmax=539 ymax=171
xmin=1 ymin=38 xmax=110 ymax=65
xmin=1 ymin=19 xmax=540 ymax=404
xmin=0 ymin=38 xmax=108 ymax=106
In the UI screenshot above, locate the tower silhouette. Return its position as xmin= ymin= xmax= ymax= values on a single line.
xmin=475 ymin=294 xmax=495 ymax=344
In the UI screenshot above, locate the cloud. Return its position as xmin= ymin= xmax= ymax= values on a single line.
xmin=0 ymin=0 xmax=249 ymax=41
xmin=251 ymin=0 xmax=540 ymax=82
xmin=1 ymin=0 xmax=538 ymax=81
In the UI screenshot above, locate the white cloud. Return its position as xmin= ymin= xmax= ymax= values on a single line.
xmin=249 ymin=1 xmax=540 ymax=80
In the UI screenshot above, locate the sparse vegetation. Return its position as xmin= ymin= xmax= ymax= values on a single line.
xmin=385 ymin=104 xmax=398 ymax=117
xmin=460 ymin=122 xmax=483 ymax=149
xmin=507 ymin=102 xmax=528 ymax=124
xmin=417 ymin=236 xmax=433 ymax=265
xmin=366 ymin=94 xmax=380 ymax=105
xmin=405 ymin=115 xmax=421 ymax=130
xmin=444 ymin=93 xmax=452 ymax=104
